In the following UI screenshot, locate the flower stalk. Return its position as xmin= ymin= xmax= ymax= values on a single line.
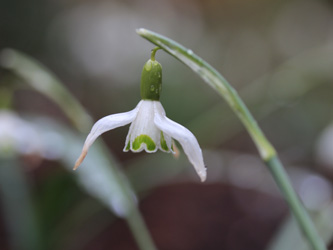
xmin=136 ymin=28 xmax=326 ymax=250
xmin=150 ymin=47 xmax=161 ymax=61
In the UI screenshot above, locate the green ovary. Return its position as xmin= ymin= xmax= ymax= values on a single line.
xmin=132 ymin=135 xmax=156 ymax=151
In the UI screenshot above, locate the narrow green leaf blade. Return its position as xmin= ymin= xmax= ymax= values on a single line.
xmin=136 ymin=28 xmax=276 ymax=162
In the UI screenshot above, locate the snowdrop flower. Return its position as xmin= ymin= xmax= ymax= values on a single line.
xmin=74 ymin=49 xmax=206 ymax=181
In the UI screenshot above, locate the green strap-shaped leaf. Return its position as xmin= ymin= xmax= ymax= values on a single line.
xmin=136 ymin=28 xmax=275 ymax=162
xmin=137 ymin=28 xmax=326 ymax=250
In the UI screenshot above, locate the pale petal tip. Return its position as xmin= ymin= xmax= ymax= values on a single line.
xmin=198 ymin=168 xmax=207 ymax=182
xmin=73 ymin=149 xmax=87 ymax=170
xmin=136 ymin=28 xmax=147 ymax=34
xmin=172 ymin=141 xmax=180 ymax=159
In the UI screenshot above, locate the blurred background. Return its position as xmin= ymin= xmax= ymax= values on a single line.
xmin=1 ymin=0 xmax=333 ymax=249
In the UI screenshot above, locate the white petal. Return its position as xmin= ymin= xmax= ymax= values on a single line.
xmin=74 ymin=103 xmax=140 ymax=169
xmin=153 ymin=102 xmax=206 ymax=182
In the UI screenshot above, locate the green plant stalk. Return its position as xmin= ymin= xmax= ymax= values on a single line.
xmin=267 ymin=157 xmax=326 ymax=250
xmin=0 ymin=49 xmax=157 ymax=250
xmin=126 ymin=208 xmax=156 ymax=250
xmin=136 ymin=28 xmax=326 ymax=250
xmin=98 ymin=142 xmax=157 ymax=250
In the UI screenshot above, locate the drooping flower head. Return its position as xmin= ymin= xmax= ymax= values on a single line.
xmin=74 ymin=48 xmax=206 ymax=181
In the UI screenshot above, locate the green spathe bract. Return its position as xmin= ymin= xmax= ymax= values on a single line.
xmin=140 ymin=59 xmax=162 ymax=101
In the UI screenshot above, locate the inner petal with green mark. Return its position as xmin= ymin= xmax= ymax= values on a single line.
xmin=160 ymin=131 xmax=170 ymax=152
xmin=132 ymin=134 xmax=156 ymax=151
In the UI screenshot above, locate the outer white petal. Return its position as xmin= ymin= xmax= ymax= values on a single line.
xmin=153 ymin=102 xmax=206 ymax=182
xmin=74 ymin=103 xmax=140 ymax=169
